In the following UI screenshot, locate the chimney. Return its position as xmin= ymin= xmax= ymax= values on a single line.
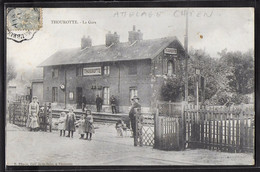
xmin=105 ymin=31 xmax=120 ymax=47
xmin=128 ymin=25 xmax=143 ymax=43
xmin=81 ymin=35 xmax=92 ymax=49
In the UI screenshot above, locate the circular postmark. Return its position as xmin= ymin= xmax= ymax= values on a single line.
xmin=6 ymin=8 xmax=42 ymax=43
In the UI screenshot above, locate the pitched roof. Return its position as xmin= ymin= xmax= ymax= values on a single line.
xmin=38 ymin=36 xmax=185 ymax=67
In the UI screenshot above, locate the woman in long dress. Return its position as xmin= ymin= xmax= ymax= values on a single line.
xmin=85 ymin=110 xmax=94 ymax=140
xmin=27 ymin=96 xmax=39 ymax=131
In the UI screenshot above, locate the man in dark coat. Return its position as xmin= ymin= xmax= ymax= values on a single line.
xmin=110 ymin=95 xmax=117 ymax=114
xmin=96 ymin=95 xmax=103 ymax=112
xmin=129 ymin=96 xmax=141 ymax=141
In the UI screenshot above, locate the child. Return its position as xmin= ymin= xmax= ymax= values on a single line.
xmin=85 ymin=110 xmax=94 ymax=140
xmin=65 ymin=108 xmax=76 ymax=138
xmin=115 ymin=119 xmax=127 ymax=137
xmin=76 ymin=114 xmax=86 ymax=139
xmin=29 ymin=112 xmax=39 ymax=131
xmin=57 ymin=112 xmax=66 ymax=136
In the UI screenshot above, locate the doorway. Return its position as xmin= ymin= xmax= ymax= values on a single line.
xmin=76 ymin=87 xmax=82 ymax=109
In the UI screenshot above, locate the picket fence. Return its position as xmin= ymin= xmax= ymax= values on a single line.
xmin=184 ymin=105 xmax=254 ymax=153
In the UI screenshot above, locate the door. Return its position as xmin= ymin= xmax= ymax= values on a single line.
xmin=103 ymin=87 xmax=110 ymax=105
xmin=52 ymin=87 xmax=58 ymax=103
xmin=76 ymin=87 xmax=82 ymax=109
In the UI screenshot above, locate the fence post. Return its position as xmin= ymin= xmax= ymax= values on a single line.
xmin=180 ymin=102 xmax=186 ymax=150
xmin=134 ymin=108 xmax=142 ymax=146
xmin=12 ymin=104 xmax=16 ymax=124
xmin=154 ymin=108 xmax=159 ymax=149
xmin=8 ymin=104 xmax=12 ymax=123
xmin=44 ymin=103 xmax=47 ymax=132
xmin=240 ymin=111 xmax=245 ymax=152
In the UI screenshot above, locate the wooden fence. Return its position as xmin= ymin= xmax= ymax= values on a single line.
xmin=184 ymin=105 xmax=254 ymax=153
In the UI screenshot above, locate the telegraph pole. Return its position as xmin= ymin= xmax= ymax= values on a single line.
xmin=184 ymin=9 xmax=189 ymax=102
xmin=64 ymin=69 xmax=67 ymax=109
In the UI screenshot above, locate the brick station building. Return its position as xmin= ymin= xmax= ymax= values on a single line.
xmin=39 ymin=26 xmax=188 ymax=113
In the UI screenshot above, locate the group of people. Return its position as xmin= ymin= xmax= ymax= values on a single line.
xmin=113 ymin=96 xmax=141 ymax=136
xmin=56 ymin=108 xmax=95 ymax=140
xmin=82 ymin=95 xmax=118 ymax=114
xmin=26 ymin=94 xmax=141 ymax=145
xmin=26 ymin=96 xmax=52 ymax=132
xmin=26 ymin=96 xmax=40 ymax=131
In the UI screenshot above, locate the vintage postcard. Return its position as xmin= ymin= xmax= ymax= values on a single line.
xmin=5 ymin=7 xmax=254 ymax=166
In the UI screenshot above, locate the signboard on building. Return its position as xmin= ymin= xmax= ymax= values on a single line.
xmin=164 ymin=48 xmax=177 ymax=55
xmin=83 ymin=67 xmax=102 ymax=76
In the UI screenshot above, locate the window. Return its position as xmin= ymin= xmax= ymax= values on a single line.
xmin=167 ymin=60 xmax=174 ymax=75
xmin=129 ymin=87 xmax=138 ymax=100
xmin=69 ymin=92 xmax=74 ymax=100
xmin=52 ymin=68 xmax=59 ymax=78
xmin=52 ymin=87 xmax=58 ymax=102
xmin=103 ymin=87 xmax=110 ymax=105
xmin=128 ymin=62 xmax=137 ymax=75
xmin=76 ymin=66 xmax=83 ymax=76
xmin=103 ymin=66 xmax=110 ymax=75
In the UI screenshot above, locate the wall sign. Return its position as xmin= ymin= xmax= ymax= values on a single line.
xmin=83 ymin=67 xmax=101 ymax=76
xmin=164 ymin=48 xmax=177 ymax=55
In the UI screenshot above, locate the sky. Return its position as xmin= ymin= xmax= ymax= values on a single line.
xmin=7 ymin=8 xmax=254 ymax=76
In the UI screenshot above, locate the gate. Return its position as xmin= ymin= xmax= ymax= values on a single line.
xmin=8 ymin=101 xmax=29 ymax=127
xmin=135 ymin=102 xmax=185 ymax=150
xmin=134 ymin=109 xmax=155 ymax=147
xmin=154 ymin=102 xmax=185 ymax=150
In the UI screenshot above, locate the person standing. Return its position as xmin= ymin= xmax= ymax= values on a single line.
xmin=95 ymin=95 xmax=103 ymax=112
xmin=76 ymin=113 xmax=86 ymax=139
xmin=110 ymin=95 xmax=117 ymax=114
xmin=65 ymin=108 xmax=76 ymax=138
xmin=82 ymin=95 xmax=86 ymax=112
xmin=85 ymin=110 xmax=95 ymax=140
xmin=57 ymin=112 xmax=67 ymax=137
xmin=27 ymin=96 xmax=39 ymax=131
xmin=128 ymin=96 xmax=141 ymax=144
xmin=29 ymin=112 xmax=39 ymax=131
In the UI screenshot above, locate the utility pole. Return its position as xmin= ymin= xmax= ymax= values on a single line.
xmin=64 ymin=69 xmax=67 ymax=109
xmin=184 ymin=9 xmax=189 ymax=102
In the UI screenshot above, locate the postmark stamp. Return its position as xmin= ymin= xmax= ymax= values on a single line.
xmin=6 ymin=8 xmax=42 ymax=43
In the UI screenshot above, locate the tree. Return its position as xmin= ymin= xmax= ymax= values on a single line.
xmin=7 ymin=59 xmax=17 ymax=83
xmin=188 ymin=48 xmax=219 ymax=102
xmin=218 ymin=49 xmax=254 ymax=95
xmin=161 ymin=75 xmax=184 ymax=102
